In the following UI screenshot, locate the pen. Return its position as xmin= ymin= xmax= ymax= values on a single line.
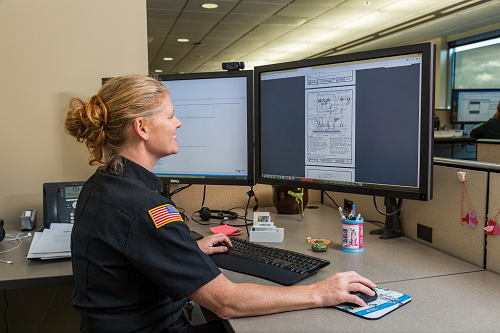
xmin=338 ymin=207 xmax=347 ymax=220
xmin=352 ymin=204 xmax=356 ymax=217
xmin=356 ymin=213 xmax=361 ymax=221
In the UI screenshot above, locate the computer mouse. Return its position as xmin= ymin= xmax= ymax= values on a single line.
xmin=344 ymin=288 xmax=378 ymax=306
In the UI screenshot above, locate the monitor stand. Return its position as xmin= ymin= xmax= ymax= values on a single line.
xmin=369 ymin=197 xmax=403 ymax=239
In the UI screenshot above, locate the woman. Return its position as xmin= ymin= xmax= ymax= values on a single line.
xmin=65 ymin=74 xmax=375 ymax=333
xmin=470 ymin=101 xmax=500 ymax=139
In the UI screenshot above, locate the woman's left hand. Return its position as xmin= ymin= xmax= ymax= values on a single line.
xmin=197 ymin=233 xmax=233 ymax=255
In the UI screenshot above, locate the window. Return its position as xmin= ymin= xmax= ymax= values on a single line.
xmin=450 ymin=30 xmax=500 ymax=89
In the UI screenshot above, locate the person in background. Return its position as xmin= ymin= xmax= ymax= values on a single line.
xmin=64 ymin=74 xmax=375 ymax=333
xmin=470 ymin=101 xmax=500 ymax=139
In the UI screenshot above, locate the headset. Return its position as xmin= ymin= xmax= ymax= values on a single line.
xmin=199 ymin=207 xmax=238 ymax=222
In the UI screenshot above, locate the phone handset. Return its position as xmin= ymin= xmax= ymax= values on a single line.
xmin=43 ymin=183 xmax=60 ymax=229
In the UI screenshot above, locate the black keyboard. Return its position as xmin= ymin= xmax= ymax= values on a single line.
xmin=210 ymin=237 xmax=330 ymax=286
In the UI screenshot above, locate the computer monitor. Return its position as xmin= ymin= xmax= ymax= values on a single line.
xmin=451 ymin=89 xmax=500 ymax=124
xmin=254 ymin=43 xmax=435 ymax=237
xmin=152 ymin=70 xmax=254 ymax=188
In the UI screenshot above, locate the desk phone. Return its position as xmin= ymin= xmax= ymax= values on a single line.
xmin=43 ymin=182 xmax=85 ymax=229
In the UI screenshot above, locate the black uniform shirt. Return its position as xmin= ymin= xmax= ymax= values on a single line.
xmin=470 ymin=118 xmax=500 ymax=139
xmin=71 ymin=158 xmax=221 ymax=333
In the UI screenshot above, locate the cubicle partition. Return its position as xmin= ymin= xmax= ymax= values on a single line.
xmin=402 ymin=159 xmax=488 ymax=267
xmin=323 ymin=158 xmax=500 ymax=273
xmin=476 ymin=138 xmax=500 ymax=163
xmin=487 ymin=172 xmax=500 ymax=274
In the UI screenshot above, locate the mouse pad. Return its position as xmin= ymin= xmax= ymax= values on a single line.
xmin=334 ymin=286 xmax=411 ymax=320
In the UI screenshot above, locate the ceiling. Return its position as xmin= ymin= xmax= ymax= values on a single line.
xmin=147 ymin=0 xmax=500 ymax=74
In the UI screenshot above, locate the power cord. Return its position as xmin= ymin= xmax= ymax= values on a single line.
xmin=373 ymin=196 xmax=404 ymax=216
xmin=0 ymin=232 xmax=32 ymax=264
xmin=323 ymin=191 xmax=340 ymax=208
xmin=169 ymin=184 xmax=192 ymax=197
xmin=34 ymin=286 xmax=59 ymax=333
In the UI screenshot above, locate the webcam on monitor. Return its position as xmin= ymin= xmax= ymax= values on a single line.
xmin=222 ymin=62 xmax=245 ymax=72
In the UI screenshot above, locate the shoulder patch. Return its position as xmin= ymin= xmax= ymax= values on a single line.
xmin=148 ymin=204 xmax=183 ymax=228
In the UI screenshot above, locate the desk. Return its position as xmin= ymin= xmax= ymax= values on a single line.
xmin=187 ymin=205 xmax=499 ymax=333
xmin=2 ymin=205 xmax=500 ymax=332
xmin=434 ymin=135 xmax=476 ymax=159
xmin=0 ymin=231 xmax=72 ymax=290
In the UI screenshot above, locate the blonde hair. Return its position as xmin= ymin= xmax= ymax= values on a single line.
xmin=64 ymin=74 xmax=168 ymax=174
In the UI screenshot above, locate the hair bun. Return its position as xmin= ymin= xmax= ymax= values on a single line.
xmin=85 ymin=94 xmax=108 ymax=130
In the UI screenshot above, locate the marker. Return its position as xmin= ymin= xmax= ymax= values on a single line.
xmin=356 ymin=214 xmax=361 ymax=221
xmin=352 ymin=204 xmax=356 ymax=217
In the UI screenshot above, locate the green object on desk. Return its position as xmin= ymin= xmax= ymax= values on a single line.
xmin=287 ymin=188 xmax=305 ymax=218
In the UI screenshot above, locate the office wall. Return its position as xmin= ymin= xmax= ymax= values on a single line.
xmin=0 ymin=2 xmax=147 ymax=331
xmin=0 ymin=0 xmax=148 ymax=226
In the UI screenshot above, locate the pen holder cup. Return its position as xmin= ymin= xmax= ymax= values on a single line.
xmin=340 ymin=218 xmax=364 ymax=253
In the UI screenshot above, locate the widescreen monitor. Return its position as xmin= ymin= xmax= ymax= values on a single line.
xmin=451 ymin=89 xmax=500 ymax=124
xmin=152 ymin=70 xmax=254 ymax=187
xmin=254 ymin=42 xmax=435 ymax=202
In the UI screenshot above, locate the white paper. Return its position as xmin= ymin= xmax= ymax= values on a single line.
xmin=26 ymin=228 xmax=72 ymax=259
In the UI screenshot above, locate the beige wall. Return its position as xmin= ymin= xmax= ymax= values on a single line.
xmin=0 ymin=0 xmax=148 ymax=226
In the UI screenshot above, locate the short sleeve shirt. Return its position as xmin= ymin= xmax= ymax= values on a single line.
xmin=71 ymin=158 xmax=221 ymax=333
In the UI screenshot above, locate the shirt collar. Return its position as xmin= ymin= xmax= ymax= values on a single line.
xmin=120 ymin=158 xmax=164 ymax=193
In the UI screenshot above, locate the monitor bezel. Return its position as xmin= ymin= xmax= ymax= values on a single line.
xmin=155 ymin=70 xmax=255 ymax=187
xmin=254 ymin=43 xmax=435 ymax=201
xmin=450 ymin=88 xmax=500 ymax=124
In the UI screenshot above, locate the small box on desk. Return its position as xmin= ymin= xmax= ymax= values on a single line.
xmin=249 ymin=219 xmax=284 ymax=243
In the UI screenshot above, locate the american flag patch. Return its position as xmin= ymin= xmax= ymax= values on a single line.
xmin=148 ymin=204 xmax=183 ymax=228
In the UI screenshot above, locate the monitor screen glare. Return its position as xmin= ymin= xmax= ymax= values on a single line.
xmin=255 ymin=43 xmax=435 ymax=201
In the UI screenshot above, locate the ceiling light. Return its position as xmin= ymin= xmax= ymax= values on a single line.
xmin=441 ymin=0 xmax=482 ymax=14
xmin=177 ymin=38 xmax=190 ymax=43
xmin=336 ymin=35 xmax=375 ymax=51
xmin=379 ymin=15 xmax=435 ymax=36
xmin=163 ymin=57 xmax=173 ymax=61
xmin=201 ymin=3 xmax=218 ymax=9
xmin=364 ymin=1 xmax=370 ymax=6
xmin=154 ymin=70 xmax=163 ymax=73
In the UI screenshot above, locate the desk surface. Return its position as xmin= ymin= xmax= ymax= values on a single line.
xmin=434 ymin=135 xmax=476 ymax=143
xmin=187 ymin=205 xmax=498 ymax=333
xmin=2 ymin=205 xmax=499 ymax=332
xmin=0 ymin=228 xmax=73 ymax=290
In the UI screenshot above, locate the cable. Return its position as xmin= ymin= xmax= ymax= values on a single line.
xmin=169 ymin=184 xmax=192 ymax=197
xmin=0 ymin=233 xmax=31 ymax=260
xmin=34 ymin=286 xmax=59 ymax=333
xmin=200 ymin=185 xmax=207 ymax=210
xmin=373 ymin=196 xmax=404 ymax=216
xmin=244 ymin=190 xmax=252 ymax=235
xmin=323 ymin=191 xmax=340 ymax=208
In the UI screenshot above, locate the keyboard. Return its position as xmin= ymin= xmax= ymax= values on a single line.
xmin=210 ymin=237 xmax=330 ymax=286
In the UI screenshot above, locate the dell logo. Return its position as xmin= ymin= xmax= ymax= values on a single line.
xmin=170 ymin=179 xmax=180 ymax=184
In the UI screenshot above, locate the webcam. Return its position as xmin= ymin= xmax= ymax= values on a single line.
xmin=222 ymin=62 xmax=245 ymax=72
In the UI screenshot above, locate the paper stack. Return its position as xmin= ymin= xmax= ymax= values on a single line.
xmin=26 ymin=223 xmax=72 ymax=260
